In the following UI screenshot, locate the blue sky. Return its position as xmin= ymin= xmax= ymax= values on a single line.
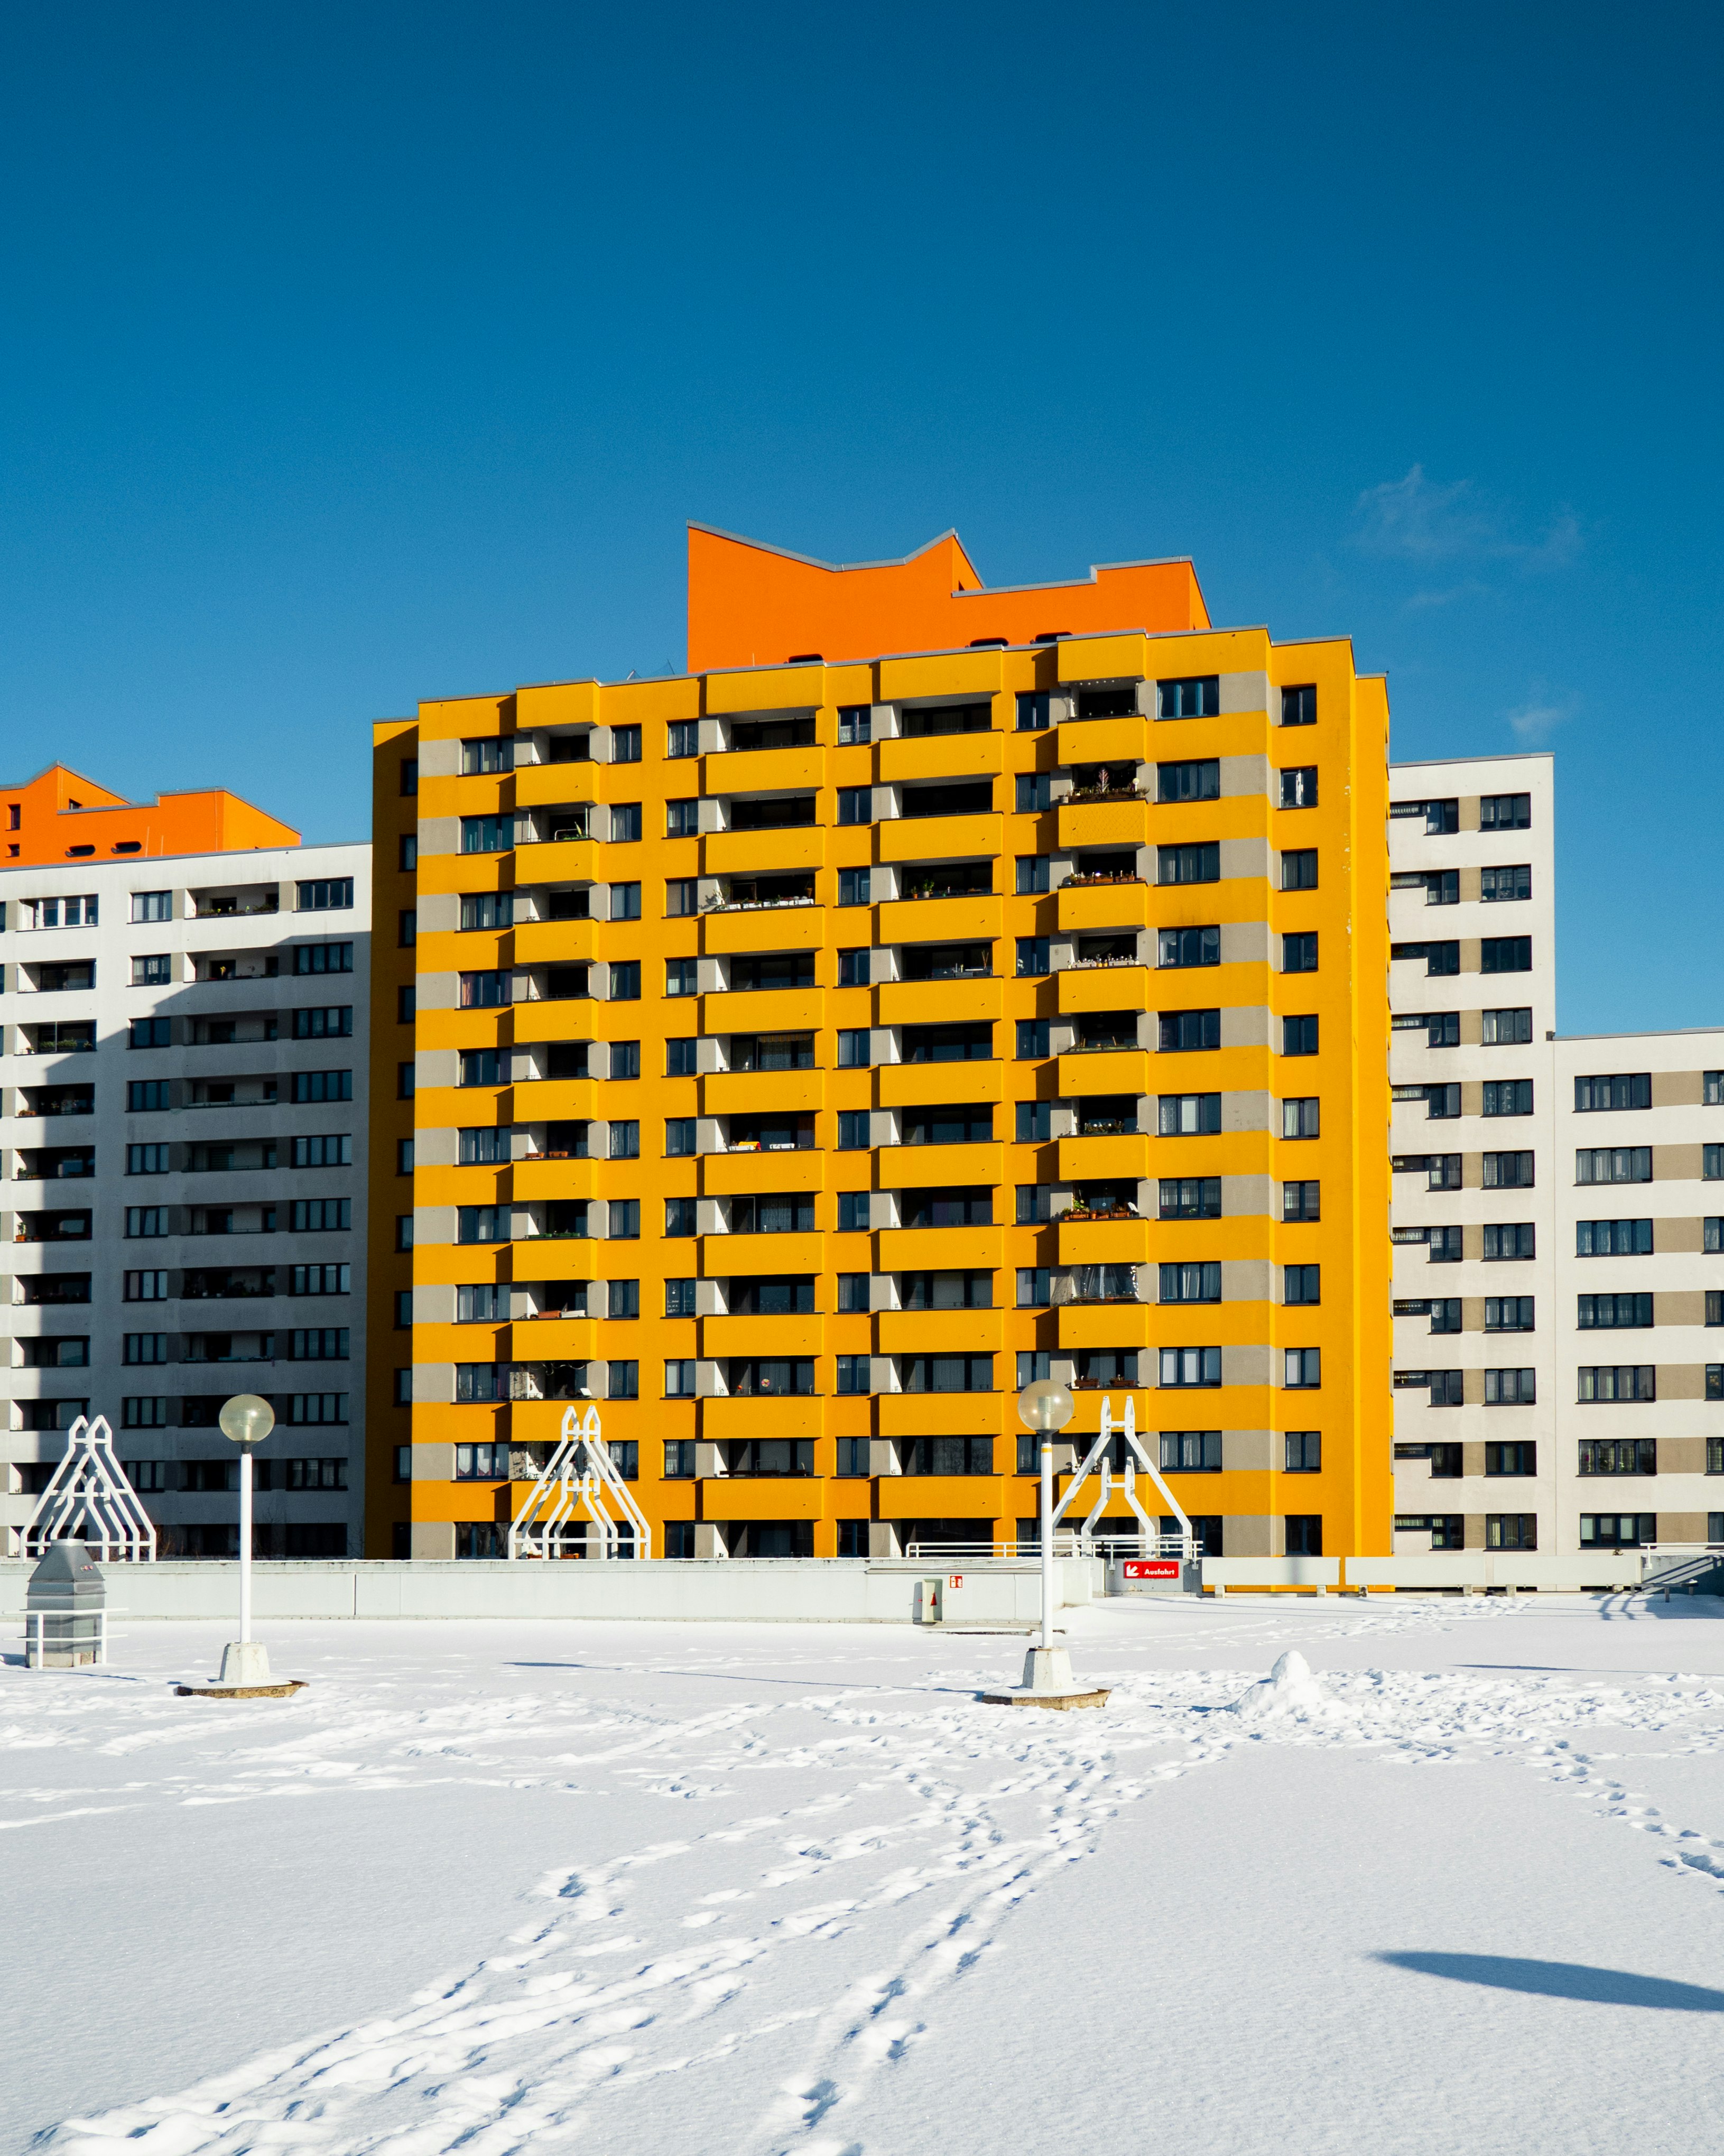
xmin=2 ymin=1 xmax=1719 ymax=1033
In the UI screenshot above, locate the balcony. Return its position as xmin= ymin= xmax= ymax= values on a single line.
xmin=1057 ymin=881 xmax=1151 ymax=936
xmin=1056 ymin=1216 xmax=1152 ymax=1268
xmin=701 ymin=1314 xmax=823 ymax=1357
xmin=510 ymin=1158 xmax=599 ymax=1201
xmin=514 ymin=838 xmax=600 ymax=886
xmin=699 ymin=1477 xmax=826 ymax=1523
xmin=877 ymin=1309 xmax=1004 ymax=1355
xmin=1057 ymin=965 xmax=1150 ymax=1015
xmin=512 ymin=920 xmax=598 ymax=965
xmin=191 ymin=885 xmax=281 ymax=919
xmin=876 ymin=1225 xmax=1002 ymax=1272
xmin=876 ymin=1392 xmax=1005 ymax=1436
xmin=705 ymin=743 xmax=826 ymax=797
xmin=700 ymin=1393 xmax=826 ymax=1440
xmin=1058 ymin=1302 xmax=1152 ymax=1352
xmin=1055 ymin=715 xmax=1149 ymax=770
xmin=1058 ymin=1133 xmax=1150 ymax=1182
xmin=514 ymin=761 xmax=599 ymax=809
xmin=876 ymin=1476 xmax=1007 ymax=1521
xmin=878 ymin=1060 xmax=1004 ymax=1107
xmin=701 ymin=905 xmax=824 ymax=956
xmin=701 ymin=988 xmax=824 ymax=1035
xmin=702 ymin=827 xmax=826 ymax=878
xmin=702 ymin=1069 xmax=824 ymax=1117
xmin=701 ymin=1230 xmax=824 ymax=1275
xmin=505 ymin=1317 xmax=597 ymax=1361
xmin=878 ymin=811 xmax=1001 ymax=864
xmin=877 ymin=895 xmax=1003 ymax=945
xmin=877 ymin=732 xmax=1004 ymax=785
xmin=878 ymin=1140 xmax=1005 ymax=1189
xmin=876 ymin=977 xmax=1003 ymax=1027
xmin=1055 ymin=799 xmax=1151 ymax=850
xmin=701 ymin=1150 xmax=825 ymax=1195
xmin=1058 ymin=1049 xmax=1150 ymax=1096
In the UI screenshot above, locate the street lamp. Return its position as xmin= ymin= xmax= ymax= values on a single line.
xmin=984 ymin=1379 xmax=1105 ymax=1706
xmin=218 ymin=1393 xmax=274 ymax=1686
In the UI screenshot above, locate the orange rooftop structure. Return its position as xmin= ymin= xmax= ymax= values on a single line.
xmin=0 ymin=764 xmax=299 ymax=867
xmin=685 ymin=524 xmax=1211 ymax=673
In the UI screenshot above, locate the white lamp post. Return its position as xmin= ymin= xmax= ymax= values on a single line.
xmin=217 ymin=1393 xmax=274 ymax=1686
xmin=984 ymin=1378 xmax=1106 ymax=1707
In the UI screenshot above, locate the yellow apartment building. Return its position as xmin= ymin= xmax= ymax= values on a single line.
xmin=366 ymin=528 xmax=1392 ymax=1561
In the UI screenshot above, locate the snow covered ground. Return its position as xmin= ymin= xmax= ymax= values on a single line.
xmin=5 ymin=1591 xmax=1724 ymax=2155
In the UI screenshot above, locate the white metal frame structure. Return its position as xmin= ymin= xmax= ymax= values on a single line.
xmin=23 ymin=1415 xmax=157 ymax=1562
xmin=1051 ymin=1395 xmax=1195 ymax=1560
xmin=508 ymin=1403 xmax=653 ymax=1560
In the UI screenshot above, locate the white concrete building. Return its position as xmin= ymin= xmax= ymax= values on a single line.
xmin=1389 ymin=752 xmax=1724 ymax=1559
xmin=0 ymin=840 xmax=370 ymax=1558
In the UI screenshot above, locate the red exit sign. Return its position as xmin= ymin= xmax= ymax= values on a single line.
xmin=1121 ymin=1559 xmax=1181 ymax=1581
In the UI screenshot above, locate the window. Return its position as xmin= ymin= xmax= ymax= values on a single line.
xmin=1280 ymin=767 xmax=1317 ymax=809
xmin=290 ymin=1327 xmax=350 ymax=1362
xmin=1280 ymin=1180 xmax=1319 ymax=1224
xmin=1480 ymin=864 xmax=1531 ymax=903
xmin=1016 ymin=772 xmax=1052 ymax=813
xmin=1015 ymin=936 xmax=1050 ymax=977
xmin=296 ymin=877 xmax=354 ymax=911
xmin=1481 ymin=936 xmax=1532 ymax=974
xmin=131 ymin=890 xmax=171 ymax=923
xmin=1482 ymin=1080 xmax=1534 ymax=1117
xmin=836 ymin=947 xmax=870 ymax=988
xmin=1282 ymin=933 xmax=1318 ymax=974
xmin=664 ymin=1196 xmax=697 ymax=1237
xmin=1579 ymin=1439 xmax=1658 ymax=1478
xmin=1158 ymin=925 xmax=1219 ymax=969
xmin=661 ymin=957 xmax=697 ymax=998
xmin=1285 ymin=1430 xmax=1321 ymax=1472
xmin=606 ymin=724 xmax=641 ymax=764
xmin=665 ymin=1117 xmax=696 ymax=1158
xmin=1007 ymin=690 xmax=1049 ymax=733
xmin=1483 ymin=1223 xmax=1536 ymax=1260
xmin=610 ymin=804 xmax=642 ymax=843
xmin=837 ymin=1110 xmax=870 ymax=1151
xmin=1480 ymin=792 xmax=1531 ymax=830
xmin=291 ymin=1070 xmax=353 ymax=1104
xmin=1391 ymin=797 xmax=1459 ymax=834
xmin=1577 ymin=1367 xmax=1656 ymax=1403
xmin=1150 ymin=1009 xmax=1217 ymax=1057
xmin=604 ymin=1279 xmax=638 ymax=1321
xmin=1571 ymin=1290 xmax=1652 ymax=1335
xmin=1157 ymin=675 xmax=1219 ymax=719
xmin=1016 ymin=1100 xmax=1052 ymax=1143
xmin=457 ymin=1205 xmax=506 ymax=1245
xmin=609 ymin=1121 xmax=640 ymax=1160
xmin=1160 ymin=1431 xmax=1222 ymax=1472
xmin=1482 ymin=1007 xmax=1533 ymax=1045
xmin=1577 ymin=1218 xmax=1652 ymax=1255
xmin=1575 ymin=1147 xmax=1651 ymax=1185
xmin=294 ymin=940 xmax=353 ymax=974
xmin=1574 ymin=1072 xmax=1651 ymax=1112
xmin=1285 ymin=1517 xmax=1323 ymax=1557
xmin=838 ymin=1192 xmax=869 ymax=1233
xmin=1284 ymin=1264 xmax=1320 ymax=1305
xmin=292 ymin=1134 xmax=353 ymax=1168
xmin=1002 ymin=854 xmax=1049 ymax=903
xmin=607 ymin=1361 xmax=639 ymax=1400
xmin=604 ymin=960 xmax=639 ymax=1002
xmin=1484 ymin=1151 xmax=1535 ymax=1188
xmin=665 ymin=877 xmax=698 ymax=918
xmin=609 ymin=1040 xmax=641 ymax=1080
xmin=1160 ymin=1176 xmax=1221 ymax=1219
xmin=1284 ymin=1347 xmax=1321 ymax=1389
xmin=608 ymin=882 xmax=643 ymax=923
xmin=665 ymin=720 xmax=699 ymax=760
xmin=1282 ymin=848 xmax=1318 ymax=891
xmin=459 ymin=970 xmax=509 ymax=1011
xmin=1160 ymin=1346 xmax=1221 ymax=1388
xmin=125 ymin=1143 xmax=169 ymax=1176
xmin=1015 ymin=1267 xmax=1051 ymax=1309
xmin=394 ymin=1214 xmax=413 ymax=1250
xmin=1157 ymin=841 xmax=1219 ymax=887
xmin=1484 ymin=1368 xmax=1535 ymax=1404
xmin=455 ymin=1363 xmax=500 ymax=1403
xmin=1282 ymin=1015 xmax=1319 ymax=1057
xmin=458 ymin=1049 xmax=501 ymax=1088
xmin=125 ymin=1017 xmax=170 ymax=1051
xmin=1485 ymin=1515 xmax=1537 ymax=1551
xmin=1156 ymin=1260 xmax=1219 ymax=1304
xmin=1157 ymin=760 xmax=1220 ymax=804
xmin=836 ymin=786 xmax=872 ymax=826
xmin=1391 ymin=940 xmax=1460 ymax=976
xmin=129 ymin=954 xmax=171 ymax=987
xmin=904 ymin=1186 xmax=991 ymax=1228
xmin=1282 ymin=1097 xmax=1320 ymax=1140
xmin=838 ymin=867 xmax=871 ymax=907
xmin=1485 ymin=1443 xmax=1536 ymax=1477
xmin=461 ymin=736 xmax=513 ymax=775
xmin=1426 ymin=1299 xmax=1463 ymax=1333
xmin=1158 ymin=1093 xmax=1221 ymax=1136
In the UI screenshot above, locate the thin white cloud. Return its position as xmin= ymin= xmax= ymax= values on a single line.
xmin=1506 ymin=691 xmax=1577 ymax=744
xmin=1351 ymin=466 xmax=1584 ymax=587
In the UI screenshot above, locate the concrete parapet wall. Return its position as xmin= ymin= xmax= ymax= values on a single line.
xmin=0 ymin=1556 xmax=1102 ymax=1627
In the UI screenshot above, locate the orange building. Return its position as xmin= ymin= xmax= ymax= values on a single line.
xmin=0 ymin=764 xmax=299 ymax=867
xmin=370 ymin=526 xmax=1392 ymax=1567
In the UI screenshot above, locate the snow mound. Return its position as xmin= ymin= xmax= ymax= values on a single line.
xmin=1232 ymin=1650 xmax=1332 ymax=1723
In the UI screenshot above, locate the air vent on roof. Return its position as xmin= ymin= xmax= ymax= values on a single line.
xmin=786 ymin=653 xmax=823 ymax=664
xmin=112 ymin=841 xmax=142 ymax=854
xmin=1033 ymin=631 xmax=1069 ymax=644
xmin=969 ymin=637 xmax=1009 ymax=649
xmin=66 ymin=846 xmax=95 ymax=857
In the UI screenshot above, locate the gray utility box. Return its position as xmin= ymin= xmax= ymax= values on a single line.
xmin=25 ymin=1542 xmax=107 ymax=1667
xmin=1105 ymin=1557 xmax=1204 ymax=1598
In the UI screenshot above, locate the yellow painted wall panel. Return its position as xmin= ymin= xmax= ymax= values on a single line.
xmin=702 ymin=1231 xmax=825 ymax=1275
xmin=876 ymin=1309 xmax=1005 ymax=1355
xmin=515 ymin=840 xmax=601 ymax=885
xmin=1057 ymin=966 xmax=1151 ymax=1014
xmin=877 ymin=734 xmax=1004 ymax=785
xmin=508 ymin=1317 xmax=598 ymax=1359
xmin=705 ymin=744 xmax=826 ymax=797
xmin=507 ymin=1079 xmax=597 ymax=1122
xmin=703 ymin=665 xmax=828 ymax=715
xmin=701 ymin=1314 xmax=823 ymax=1356
xmin=701 ymin=905 xmax=826 ymax=955
xmin=876 ymin=1226 xmax=1003 ymax=1272
xmin=1055 ymin=717 xmax=1149 ymax=770
xmin=876 ymin=1393 xmax=1006 ymax=1436
xmin=876 ymin=895 xmax=1003 ymax=944
xmin=700 ymin=1150 xmax=827 ymax=1195
xmin=1058 ymin=1049 xmax=1150 ymax=1097
xmin=1057 ymin=1303 xmax=1153 ymax=1351
xmin=877 ymin=652 xmax=1004 ymax=701
xmin=698 ymin=1480 xmax=827 ymax=1522
xmin=514 ymin=764 xmax=600 ymax=810
xmin=701 ymin=828 xmax=826 ymax=877
xmin=702 ymin=988 xmax=825 ymax=1034
xmin=701 ymin=1069 xmax=825 ymax=1116
xmin=1055 ymin=634 xmax=1150 ymax=686
xmin=1056 ymin=1218 xmax=1153 ymax=1267
xmin=878 ymin=1141 xmax=1004 ymax=1188
xmin=509 ymin=1003 xmax=600 ymax=1047
xmin=877 ymin=812 xmax=1002 ymax=864
xmin=877 ymin=1060 xmax=1005 ymax=1107
xmin=1056 ymin=883 xmax=1151 ymax=936
xmin=875 ymin=978 xmax=1003 ymax=1028
xmin=509 ymin=1159 xmax=599 ymax=1202
xmin=876 ymin=1477 xmax=1007 ymax=1521
xmin=511 ymin=921 xmax=599 ymax=964
xmin=505 ymin=1236 xmax=597 ymax=1278
xmin=699 ymin=1394 xmax=826 ymax=1439
xmin=1055 ymin=800 xmax=1151 ymax=850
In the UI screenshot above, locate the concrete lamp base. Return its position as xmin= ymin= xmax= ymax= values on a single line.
xmin=219 ymin=1641 xmax=273 ymax=1686
xmin=980 ymin=1645 xmax=1111 ymax=1711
